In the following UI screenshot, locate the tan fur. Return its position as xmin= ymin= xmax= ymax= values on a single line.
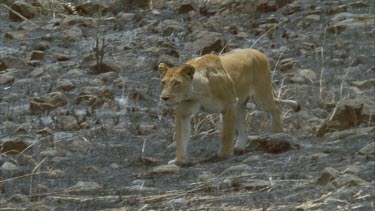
xmin=159 ymin=48 xmax=300 ymax=165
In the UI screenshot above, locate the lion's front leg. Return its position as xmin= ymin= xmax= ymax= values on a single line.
xmin=169 ymin=113 xmax=191 ymax=165
xmin=219 ymin=105 xmax=236 ymax=157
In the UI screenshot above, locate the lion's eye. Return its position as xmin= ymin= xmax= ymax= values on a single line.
xmin=161 ymin=81 xmax=166 ymax=86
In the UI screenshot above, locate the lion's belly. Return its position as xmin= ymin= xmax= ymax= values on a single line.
xmin=199 ymin=99 xmax=224 ymax=113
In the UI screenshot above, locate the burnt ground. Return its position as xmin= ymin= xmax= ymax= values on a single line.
xmin=0 ymin=0 xmax=374 ymax=210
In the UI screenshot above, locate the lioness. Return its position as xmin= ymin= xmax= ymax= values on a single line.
xmin=159 ymin=48 xmax=300 ymax=165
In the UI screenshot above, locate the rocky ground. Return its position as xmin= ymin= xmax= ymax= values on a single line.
xmin=0 ymin=0 xmax=374 ymax=210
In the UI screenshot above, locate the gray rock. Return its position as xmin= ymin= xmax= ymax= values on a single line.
xmin=61 ymin=16 xmax=96 ymax=28
xmin=186 ymin=30 xmax=224 ymax=55
xmin=67 ymin=181 xmax=102 ymax=192
xmin=359 ymin=142 xmax=375 ymax=156
xmin=317 ymin=167 xmax=340 ymax=186
xmin=316 ymin=100 xmax=365 ymax=137
xmin=30 ymin=92 xmax=68 ymax=113
xmin=9 ymin=1 xmax=38 ymax=22
xmin=156 ymin=19 xmax=186 ymax=36
xmin=30 ymin=67 xmax=46 ymax=77
xmin=350 ymin=79 xmax=375 ymax=91
xmin=0 ymin=56 xmax=27 ymax=70
xmin=330 ymin=174 xmax=368 ymax=188
xmin=0 ymin=73 xmax=15 ymax=84
xmin=7 ymin=193 xmax=28 ymax=203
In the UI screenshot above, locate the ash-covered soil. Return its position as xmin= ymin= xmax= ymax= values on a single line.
xmin=0 ymin=0 xmax=374 ymax=210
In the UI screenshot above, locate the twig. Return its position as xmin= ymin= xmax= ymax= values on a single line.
xmin=219 ymin=40 xmax=231 ymax=55
xmin=0 ymin=3 xmax=39 ymax=28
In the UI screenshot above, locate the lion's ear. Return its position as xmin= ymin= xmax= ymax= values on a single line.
xmin=181 ymin=64 xmax=195 ymax=79
xmin=158 ymin=63 xmax=169 ymax=78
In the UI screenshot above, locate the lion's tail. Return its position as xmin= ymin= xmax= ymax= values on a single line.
xmin=273 ymin=92 xmax=301 ymax=112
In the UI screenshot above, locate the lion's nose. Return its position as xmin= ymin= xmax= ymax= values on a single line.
xmin=161 ymin=96 xmax=170 ymax=101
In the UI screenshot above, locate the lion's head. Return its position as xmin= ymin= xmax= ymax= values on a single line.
xmin=158 ymin=63 xmax=195 ymax=106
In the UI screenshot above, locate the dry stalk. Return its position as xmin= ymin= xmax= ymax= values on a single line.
xmin=272 ymin=48 xmax=288 ymax=80
xmin=319 ymin=25 xmax=328 ymax=101
xmin=339 ymin=59 xmax=355 ymax=100
xmin=29 ymin=158 xmax=46 ymax=197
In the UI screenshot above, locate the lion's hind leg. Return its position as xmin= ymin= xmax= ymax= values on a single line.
xmin=253 ymin=90 xmax=283 ymax=133
xmin=234 ymin=100 xmax=249 ymax=150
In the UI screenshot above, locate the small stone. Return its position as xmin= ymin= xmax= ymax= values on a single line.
xmin=145 ymin=164 xmax=180 ymax=175
xmin=80 ymin=122 xmax=90 ymax=129
xmin=1 ymin=162 xmax=19 ymax=171
xmin=58 ymin=116 xmax=79 ymax=131
xmin=197 ymin=171 xmax=215 ymax=183
xmin=57 ymin=79 xmax=75 ymax=91
xmin=217 ymin=179 xmax=233 ymax=190
xmin=343 ymin=164 xmax=362 ymax=175
xmin=30 ymin=67 xmax=45 ymax=77
xmin=68 ymin=137 xmax=92 ymax=153
xmin=67 ymin=181 xmax=102 ymax=192
xmin=0 ymin=73 xmax=15 ymax=85
xmin=53 ymin=53 xmax=73 ymax=61
xmin=223 ymin=164 xmax=252 ymax=175
xmin=316 ymin=167 xmax=340 ymax=186
xmin=7 ymin=193 xmax=28 ymax=203
xmin=178 ymin=3 xmax=195 ymax=14
xmin=1 ymin=139 xmax=28 ymax=154
xmin=306 ymin=153 xmax=329 ymax=161
xmin=48 ymin=169 xmax=65 ymax=178
xmin=118 ymin=12 xmax=136 ymax=22
xmin=27 ymin=60 xmax=41 ymax=67
xmin=110 ymin=163 xmax=119 ymax=169
xmin=29 ymin=50 xmax=44 ymax=60
xmin=4 ymin=30 xmax=27 ymax=40
xmin=61 ymin=16 xmax=96 ymax=28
